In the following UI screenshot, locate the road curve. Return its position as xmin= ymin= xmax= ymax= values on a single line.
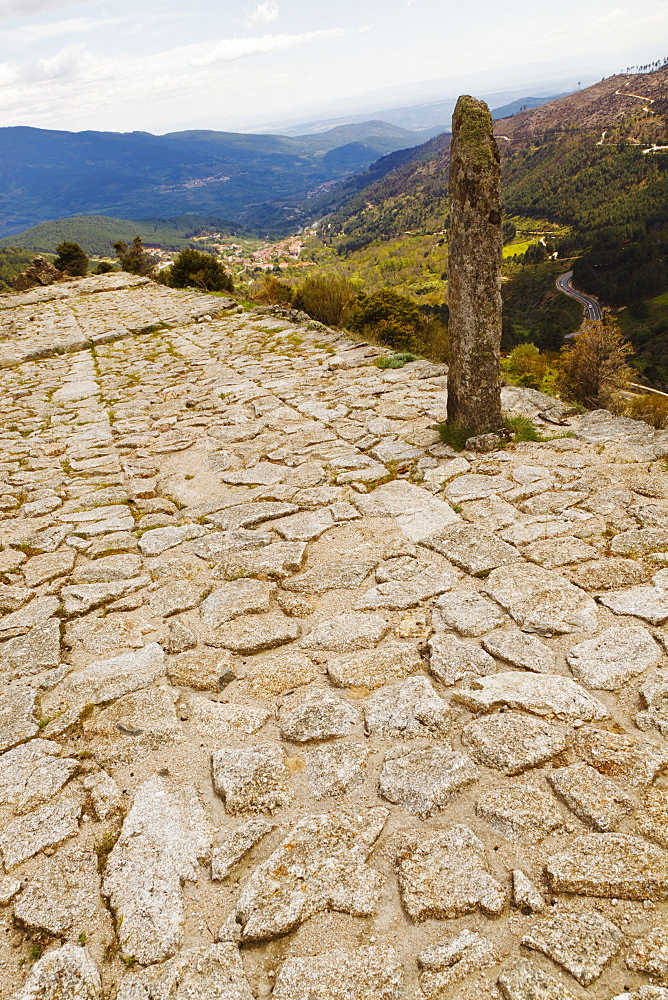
xmin=557 ymin=270 xmax=602 ymax=323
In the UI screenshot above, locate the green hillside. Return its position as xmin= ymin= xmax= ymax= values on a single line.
xmin=315 ymin=134 xmax=450 ymax=254
xmin=0 ymin=214 xmax=242 ymax=256
xmin=0 ymin=248 xmax=35 ymax=292
xmin=503 ymin=137 xmax=668 ymax=304
xmin=0 ymin=122 xmax=421 ymax=240
xmin=302 ymin=65 xmax=668 ymax=377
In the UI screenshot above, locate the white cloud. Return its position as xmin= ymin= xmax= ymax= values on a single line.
xmin=245 ymin=2 xmax=279 ymax=29
xmin=0 ymin=15 xmax=128 ymax=47
xmin=189 ymin=29 xmax=344 ymax=66
xmin=0 ymin=27 xmax=347 ymax=124
xmin=31 ymin=42 xmax=92 ymax=81
xmin=0 ymin=0 xmax=76 ymax=19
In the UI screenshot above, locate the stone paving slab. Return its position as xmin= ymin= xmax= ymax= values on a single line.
xmin=0 ymin=277 xmax=666 ymax=998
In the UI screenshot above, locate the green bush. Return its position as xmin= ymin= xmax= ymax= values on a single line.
xmin=293 ymin=272 xmax=356 ymax=328
xmin=93 ymin=262 xmax=115 ymax=274
xmin=165 ymin=249 xmax=233 ymax=293
xmin=113 ymin=237 xmax=156 ymax=277
xmin=501 ymin=342 xmax=560 ymax=395
xmin=502 ymin=343 xmax=546 ymax=388
xmin=54 ymin=241 xmax=88 ymax=276
xmin=251 ymin=274 xmax=294 ymax=305
xmin=351 ymin=289 xmax=434 ymax=353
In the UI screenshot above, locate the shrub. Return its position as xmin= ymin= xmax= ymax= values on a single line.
xmin=165 ymin=249 xmax=233 ymax=293
xmin=628 ymin=393 xmax=668 ymax=428
xmin=251 ymin=274 xmax=294 ymax=305
xmin=556 ymin=319 xmax=635 ymax=408
xmin=93 ymin=262 xmax=115 ymax=274
xmin=500 ymin=342 xmax=561 ymax=393
xmin=293 ymin=273 xmax=356 ymax=328
xmin=113 ymin=237 xmax=156 ymax=277
xmin=351 ymin=289 xmax=432 ymax=353
xmin=54 ymin=241 xmax=88 ymax=276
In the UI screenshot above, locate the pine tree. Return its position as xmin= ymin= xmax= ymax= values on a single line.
xmin=113 ymin=237 xmax=155 ymax=277
xmin=54 ymin=241 xmax=88 ymax=277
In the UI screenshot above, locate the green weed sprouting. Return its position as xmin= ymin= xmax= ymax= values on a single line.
xmin=504 ymin=415 xmax=541 ymax=442
xmin=372 ymin=352 xmax=418 ymax=369
xmin=436 ymin=421 xmax=472 ymax=452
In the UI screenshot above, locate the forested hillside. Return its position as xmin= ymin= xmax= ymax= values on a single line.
xmin=503 ymin=130 xmax=668 ymax=306
xmin=0 ymin=121 xmax=421 ymax=239
xmin=0 ymin=214 xmax=242 ymax=256
xmin=316 ymin=134 xmax=450 ymax=253
xmin=305 ymin=64 xmax=668 ymax=376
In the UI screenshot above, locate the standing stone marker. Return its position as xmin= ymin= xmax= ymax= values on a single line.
xmin=446 ymin=95 xmax=503 ymax=434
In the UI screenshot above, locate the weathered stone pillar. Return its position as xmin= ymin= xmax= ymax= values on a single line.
xmin=446 ymin=95 xmax=503 ymax=434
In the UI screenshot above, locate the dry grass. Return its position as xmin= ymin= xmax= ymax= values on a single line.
xmin=628 ymin=393 xmax=668 ymax=428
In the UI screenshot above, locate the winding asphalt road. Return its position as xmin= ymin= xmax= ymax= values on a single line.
xmin=557 ymin=270 xmax=602 ymax=324
xmin=555 ymin=268 xmax=668 ymax=397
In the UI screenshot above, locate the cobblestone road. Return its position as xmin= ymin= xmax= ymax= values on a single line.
xmin=1 ymin=275 xmax=667 ymax=1000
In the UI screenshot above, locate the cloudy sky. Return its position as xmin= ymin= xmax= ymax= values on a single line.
xmin=0 ymin=0 xmax=666 ymax=133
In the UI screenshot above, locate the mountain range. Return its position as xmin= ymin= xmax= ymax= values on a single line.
xmin=3 ymin=63 xmax=667 ymax=387
xmin=0 ymin=86 xmax=573 ymax=245
xmin=312 ymin=63 xmax=668 ymax=381
xmin=0 ymin=121 xmax=420 ymax=241
xmin=318 ymin=66 xmax=668 ymax=258
xmin=272 ymin=92 xmax=565 ymax=137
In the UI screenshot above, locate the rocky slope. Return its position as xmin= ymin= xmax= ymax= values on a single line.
xmin=0 ymin=276 xmax=668 ymax=999
xmin=493 ymin=65 xmax=668 ymax=143
xmin=318 ymin=64 xmax=668 ymax=252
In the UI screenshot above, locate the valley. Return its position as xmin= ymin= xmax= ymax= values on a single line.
xmin=0 ymin=122 xmax=424 ymax=242
xmin=3 ymin=30 xmax=668 ymax=1000
xmin=2 ymin=64 xmax=668 ymax=381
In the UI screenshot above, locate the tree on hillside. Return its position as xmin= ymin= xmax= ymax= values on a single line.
xmin=165 ymin=249 xmax=233 ymax=292
xmin=557 ymin=319 xmax=635 ymax=408
xmin=113 ymin=237 xmax=155 ymax=277
xmin=54 ymin=241 xmax=88 ymax=276
xmin=502 ymin=220 xmax=517 ymax=245
xmin=523 ymin=243 xmax=547 ymax=265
